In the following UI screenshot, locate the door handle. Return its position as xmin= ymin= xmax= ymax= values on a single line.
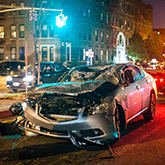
xmin=136 ymin=84 xmax=140 ymax=90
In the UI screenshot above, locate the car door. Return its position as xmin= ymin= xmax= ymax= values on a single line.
xmin=123 ymin=68 xmax=142 ymax=119
xmin=41 ymin=63 xmax=65 ymax=83
xmin=51 ymin=64 xmax=65 ymax=82
xmin=136 ymin=67 xmax=152 ymax=109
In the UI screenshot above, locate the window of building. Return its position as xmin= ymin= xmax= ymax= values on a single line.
xmin=19 ymin=2 xmax=25 ymax=15
xmin=79 ymin=48 xmax=83 ymax=61
xmin=88 ymin=9 xmax=91 ymax=19
xmin=101 ymin=12 xmax=104 ymax=23
xmin=19 ymin=24 xmax=24 ymax=38
xmin=66 ymin=45 xmax=71 ymax=61
xmin=41 ymin=24 xmax=48 ymax=38
xmin=106 ymin=33 xmax=109 ymax=41
xmin=88 ymin=29 xmax=91 ymax=41
xmin=42 ymin=46 xmax=48 ymax=61
xmin=83 ymin=7 xmax=86 ymax=17
xmin=19 ymin=47 xmax=24 ymax=60
xmin=0 ymin=47 xmax=4 ymax=60
xmin=0 ymin=26 xmax=4 ymax=38
xmin=95 ymin=30 xmax=98 ymax=41
xmin=101 ymin=31 xmax=104 ymax=42
xmin=95 ymin=49 xmax=98 ymax=61
xmin=127 ymin=37 xmax=129 ymax=46
xmin=50 ymin=46 xmax=54 ymax=61
xmin=49 ymin=24 xmax=54 ymax=37
xmin=101 ymin=50 xmax=103 ymax=61
xmin=10 ymin=47 xmax=16 ymax=60
xmin=106 ymin=50 xmax=109 ymax=61
xmin=106 ymin=14 xmax=109 ymax=25
xmin=10 ymin=25 xmax=16 ymax=38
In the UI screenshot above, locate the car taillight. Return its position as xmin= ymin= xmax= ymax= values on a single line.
xmin=154 ymin=78 xmax=158 ymax=81
xmin=160 ymin=78 xmax=164 ymax=83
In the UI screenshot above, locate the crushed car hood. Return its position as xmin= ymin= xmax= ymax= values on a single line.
xmin=33 ymin=80 xmax=115 ymax=96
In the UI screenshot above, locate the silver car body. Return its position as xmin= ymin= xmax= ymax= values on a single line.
xmin=17 ymin=64 xmax=157 ymax=145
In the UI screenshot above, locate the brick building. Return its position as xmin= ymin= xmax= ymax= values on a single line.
xmin=0 ymin=0 xmax=153 ymax=65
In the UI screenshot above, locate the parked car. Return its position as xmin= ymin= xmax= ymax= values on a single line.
xmin=6 ymin=61 xmax=67 ymax=92
xmin=0 ymin=61 xmax=25 ymax=76
xmin=146 ymin=71 xmax=165 ymax=96
xmin=9 ymin=64 xmax=157 ymax=146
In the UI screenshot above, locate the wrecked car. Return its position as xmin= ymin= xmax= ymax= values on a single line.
xmin=9 ymin=64 xmax=157 ymax=146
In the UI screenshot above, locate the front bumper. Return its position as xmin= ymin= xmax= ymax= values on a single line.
xmin=24 ymin=105 xmax=118 ymax=144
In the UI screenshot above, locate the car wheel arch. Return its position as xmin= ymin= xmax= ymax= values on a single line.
xmin=115 ymin=101 xmax=127 ymax=130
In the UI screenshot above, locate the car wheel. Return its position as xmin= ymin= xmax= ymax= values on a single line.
xmin=143 ymin=92 xmax=156 ymax=121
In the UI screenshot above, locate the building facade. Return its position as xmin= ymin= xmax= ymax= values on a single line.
xmin=0 ymin=0 xmax=153 ymax=65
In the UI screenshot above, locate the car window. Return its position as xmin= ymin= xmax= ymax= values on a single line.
xmin=128 ymin=66 xmax=141 ymax=81
xmin=54 ymin=64 xmax=61 ymax=71
xmin=136 ymin=67 xmax=145 ymax=78
xmin=124 ymin=69 xmax=134 ymax=84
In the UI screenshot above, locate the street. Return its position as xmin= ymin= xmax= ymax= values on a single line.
xmin=0 ymin=96 xmax=164 ymax=165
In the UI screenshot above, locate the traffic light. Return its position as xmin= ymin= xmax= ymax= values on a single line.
xmin=56 ymin=13 xmax=68 ymax=28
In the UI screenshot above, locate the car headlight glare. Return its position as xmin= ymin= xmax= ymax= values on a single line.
xmin=23 ymin=75 xmax=33 ymax=82
xmin=6 ymin=76 xmax=12 ymax=81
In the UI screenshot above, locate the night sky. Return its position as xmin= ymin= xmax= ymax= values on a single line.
xmin=142 ymin=0 xmax=165 ymax=29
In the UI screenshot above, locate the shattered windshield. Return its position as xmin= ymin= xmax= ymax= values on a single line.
xmin=61 ymin=65 xmax=121 ymax=86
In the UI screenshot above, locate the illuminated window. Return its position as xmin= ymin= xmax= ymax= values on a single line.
xmin=101 ymin=12 xmax=104 ymax=23
xmin=0 ymin=26 xmax=4 ymax=38
xmin=19 ymin=24 xmax=24 ymax=38
xmin=101 ymin=31 xmax=104 ymax=42
xmin=10 ymin=47 xmax=16 ymax=60
xmin=10 ymin=25 xmax=16 ymax=38
xmin=101 ymin=50 xmax=103 ymax=61
xmin=106 ymin=50 xmax=109 ymax=61
xmin=42 ymin=47 xmax=48 ymax=61
xmin=106 ymin=33 xmax=109 ymax=41
xmin=106 ymin=14 xmax=109 ymax=25
xmin=41 ymin=24 xmax=48 ymax=38
xmin=0 ymin=47 xmax=4 ymax=60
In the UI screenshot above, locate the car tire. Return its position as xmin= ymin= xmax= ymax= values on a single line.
xmin=143 ymin=92 xmax=156 ymax=121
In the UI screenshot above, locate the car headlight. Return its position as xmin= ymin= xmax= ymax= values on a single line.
xmin=23 ymin=75 xmax=33 ymax=82
xmin=6 ymin=76 xmax=12 ymax=81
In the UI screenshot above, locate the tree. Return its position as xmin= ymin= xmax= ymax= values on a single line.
xmin=127 ymin=32 xmax=147 ymax=61
xmin=145 ymin=33 xmax=164 ymax=61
